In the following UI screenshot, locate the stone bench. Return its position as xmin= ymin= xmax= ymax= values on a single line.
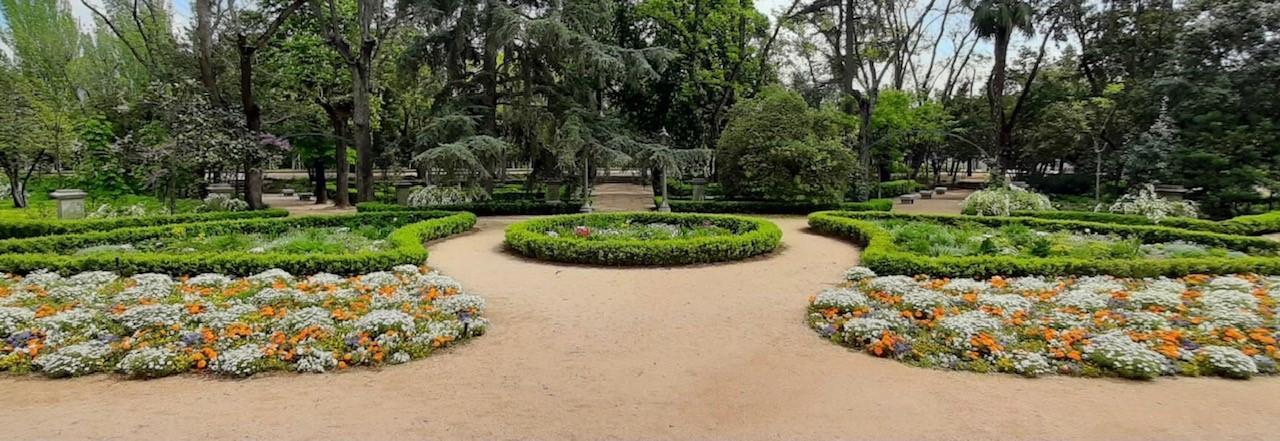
xmin=918 ymin=191 xmax=933 ymax=199
xmin=298 ymin=192 xmax=314 ymax=201
xmin=282 ymin=188 xmax=296 ymax=197
xmin=899 ymin=194 xmax=918 ymax=204
xmin=934 ymin=187 xmax=947 ymax=195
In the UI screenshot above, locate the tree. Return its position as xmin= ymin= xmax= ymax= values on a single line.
xmin=0 ymin=58 xmax=44 ymax=207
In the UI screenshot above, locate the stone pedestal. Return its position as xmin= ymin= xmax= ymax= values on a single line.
xmin=544 ymin=180 xmax=563 ymax=205
xmin=207 ymin=183 xmax=234 ymax=196
xmin=691 ymin=178 xmax=708 ymax=202
xmin=395 ymin=181 xmax=417 ymax=205
xmin=1154 ymin=184 xmax=1189 ymax=201
xmin=50 ymin=189 xmax=87 ymax=220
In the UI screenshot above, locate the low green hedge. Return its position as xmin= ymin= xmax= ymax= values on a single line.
xmin=876 ymin=180 xmax=925 ymax=198
xmin=504 ymin=212 xmax=781 ymax=265
xmin=0 ymin=211 xmax=476 ymax=276
xmin=668 ymin=199 xmax=892 ymax=214
xmin=1009 ymin=210 xmax=1280 ymax=236
xmin=0 ymin=209 xmax=290 ymax=239
xmin=809 ymin=210 xmax=1280 ymax=278
xmin=356 ymin=201 xmax=584 ymax=216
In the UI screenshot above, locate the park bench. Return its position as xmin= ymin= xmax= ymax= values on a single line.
xmin=935 ymin=187 xmax=947 ymax=195
xmin=899 ymin=194 xmax=917 ymax=204
xmin=298 ymin=192 xmax=314 ymax=201
xmin=918 ymin=191 xmax=933 ymax=200
xmin=282 ymin=188 xmax=295 ymax=197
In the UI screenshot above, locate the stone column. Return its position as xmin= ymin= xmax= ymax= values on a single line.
xmin=50 ymin=189 xmax=87 ymax=220
xmin=691 ymin=178 xmax=708 ymax=202
xmin=395 ymin=181 xmax=417 ymax=205
xmin=544 ymin=179 xmax=563 ymax=205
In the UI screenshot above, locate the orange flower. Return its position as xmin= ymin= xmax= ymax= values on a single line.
xmin=33 ymin=304 xmax=56 ymax=318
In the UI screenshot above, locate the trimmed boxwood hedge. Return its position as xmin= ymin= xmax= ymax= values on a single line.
xmin=0 ymin=211 xmax=476 ymax=276
xmin=809 ymin=210 xmax=1280 ymax=278
xmin=668 ymin=199 xmax=892 ymax=214
xmin=357 ymin=200 xmax=584 ymax=216
xmin=504 ymin=212 xmax=781 ymax=266
xmin=0 ymin=208 xmax=290 ymax=239
xmin=1008 ymin=210 xmax=1280 ymax=236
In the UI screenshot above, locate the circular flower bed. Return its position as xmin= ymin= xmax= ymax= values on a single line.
xmin=504 ymin=212 xmax=781 ymax=265
xmin=0 ymin=265 xmax=486 ymax=379
xmin=808 ymin=267 xmax=1280 ymax=380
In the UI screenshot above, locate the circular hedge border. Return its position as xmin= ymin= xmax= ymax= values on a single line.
xmin=504 ymin=212 xmax=782 ymax=266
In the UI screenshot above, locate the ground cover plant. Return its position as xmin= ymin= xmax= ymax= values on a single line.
xmin=807 ymin=267 xmax=1280 ymax=380
xmin=878 ymin=219 xmax=1257 ymax=260
xmin=809 ymin=211 xmax=1280 ymax=277
xmin=0 ymin=265 xmax=486 ymax=378
xmin=505 ymin=212 xmax=781 ymax=266
xmin=0 ymin=211 xmax=476 ymax=276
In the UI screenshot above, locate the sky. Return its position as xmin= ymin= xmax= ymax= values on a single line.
xmin=69 ymin=0 xmax=194 ymax=32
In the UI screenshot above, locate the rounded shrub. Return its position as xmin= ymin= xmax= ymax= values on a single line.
xmin=504 ymin=212 xmax=781 ymax=266
xmin=961 ymin=186 xmax=1054 ymax=216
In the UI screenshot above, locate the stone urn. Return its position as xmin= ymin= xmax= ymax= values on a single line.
xmin=49 ymin=189 xmax=88 ymax=220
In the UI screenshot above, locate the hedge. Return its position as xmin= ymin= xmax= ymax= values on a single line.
xmin=808 ymin=210 xmax=1280 ymax=278
xmin=504 ymin=212 xmax=781 ymax=266
xmin=0 ymin=211 xmax=476 ymax=276
xmin=876 ymin=180 xmax=925 ymax=198
xmin=1009 ymin=210 xmax=1280 ymax=236
xmin=668 ymin=199 xmax=893 ymax=214
xmin=0 ymin=209 xmax=290 ymax=239
xmin=357 ymin=200 xmax=584 ymax=216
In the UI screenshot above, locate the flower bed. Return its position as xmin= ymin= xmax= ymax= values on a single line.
xmin=0 ymin=211 xmax=476 ymax=276
xmin=807 ymin=267 xmax=1279 ymax=380
xmin=809 ymin=210 xmax=1280 ymax=277
xmin=0 ymin=266 xmax=486 ymax=378
xmin=1009 ymin=210 xmax=1280 ymax=236
xmin=504 ymin=212 xmax=781 ymax=265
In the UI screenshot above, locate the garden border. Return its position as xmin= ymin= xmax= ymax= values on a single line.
xmin=808 ymin=210 xmax=1280 ymax=277
xmin=1008 ymin=210 xmax=1280 ymax=236
xmin=504 ymin=212 xmax=782 ymax=266
xmin=0 ymin=211 xmax=476 ymax=276
xmin=668 ymin=199 xmax=892 ymax=214
xmin=0 ymin=208 xmax=290 ymax=239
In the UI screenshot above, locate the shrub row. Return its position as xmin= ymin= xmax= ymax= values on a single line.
xmin=1009 ymin=209 xmax=1280 ymax=236
xmin=504 ymin=212 xmax=781 ymax=266
xmin=356 ymin=200 xmax=584 ymax=216
xmin=808 ymin=210 xmax=1280 ymax=278
xmin=0 ymin=211 xmax=476 ymax=276
xmin=876 ymin=179 xmax=925 ymax=198
xmin=668 ymin=199 xmax=893 ymax=214
xmin=0 ymin=209 xmax=289 ymax=239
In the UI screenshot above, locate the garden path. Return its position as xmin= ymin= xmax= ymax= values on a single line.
xmin=5 ymin=216 xmax=1280 ymax=440
xmin=891 ymin=188 xmax=971 ymax=215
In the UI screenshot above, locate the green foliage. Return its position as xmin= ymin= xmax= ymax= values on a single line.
xmin=0 ymin=211 xmax=476 ymax=276
xmin=808 ymin=210 xmax=1280 ymax=278
xmin=357 ymin=201 xmax=585 ymax=216
xmin=961 ymin=186 xmax=1054 ymax=216
xmin=875 ymin=180 xmax=925 ymax=198
xmin=0 ymin=208 xmax=288 ymax=239
xmin=716 ymin=87 xmax=854 ymax=202
xmin=505 ymin=213 xmax=781 ymax=265
xmin=668 ymin=199 xmax=892 ymax=214
xmin=1010 ymin=209 xmax=1280 ymax=236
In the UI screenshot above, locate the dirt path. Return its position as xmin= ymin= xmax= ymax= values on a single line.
xmin=4 ymin=216 xmax=1280 ymax=440
xmin=892 ymin=188 xmax=971 ymax=215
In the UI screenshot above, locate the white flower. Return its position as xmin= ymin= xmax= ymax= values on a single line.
xmin=280 ymin=306 xmax=336 ymax=334
xmin=433 ymin=294 xmax=485 ymax=315
xmin=843 ymin=266 xmax=876 ymax=282
xmin=868 ymin=275 xmax=921 ymax=295
xmin=1056 ymin=288 xmax=1111 ymax=311
xmin=900 ymin=289 xmax=948 ymax=311
xmin=352 ymin=309 xmax=415 ymax=334
xmin=295 ymin=348 xmax=338 ymax=373
xmin=938 ymin=311 xmax=1002 ymax=338
xmin=813 ymin=288 xmax=869 ymax=311
xmin=1008 ymin=350 xmax=1053 ymax=378
xmin=1128 ymin=288 xmax=1182 ymax=310
xmin=358 ymin=271 xmax=400 ymax=288
xmin=942 ymin=278 xmax=989 ymax=294
xmin=0 ymin=306 xmax=36 ymax=335
xmin=307 ymin=273 xmax=346 ymax=286
xmin=1206 ymin=276 xmax=1254 ymax=292
xmin=842 ymin=318 xmax=894 ymax=343
xmin=247 ymin=269 xmax=293 ymax=285
xmin=34 ymin=341 xmax=112 ymax=378
xmin=187 ymin=273 xmax=233 ymax=288
xmin=211 ymin=344 xmax=265 ymax=377
xmin=116 ymin=347 xmax=183 ymax=378
xmin=1006 ymin=276 xmax=1057 ymax=293
xmin=1124 ymin=311 xmax=1171 ymax=331
xmin=976 ymin=293 xmax=1032 ymax=313
xmin=118 ymin=304 xmax=183 ymax=331
xmin=1199 ymin=346 xmax=1258 ymax=379
xmin=1084 ymin=332 xmax=1167 ymax=380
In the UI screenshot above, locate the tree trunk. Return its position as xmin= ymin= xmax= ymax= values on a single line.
xmin=4 ymin=170 xmax=27 ymax=208
xmin=312 ymin=156 xmax=328 ymax=204
xmin=195 ymin=0 xmax=219 ymax=104
xmin=321 ymin=100 xmax=353 ymax=208
xmin=351 ymin=60 xmax=375 ymax=203
xmin=987 ymin=30 xmax=1011 ymax=186
xmin=238 ymin=41 xmax=266 ymax=209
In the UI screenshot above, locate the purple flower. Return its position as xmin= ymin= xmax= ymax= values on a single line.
xmin=180 ymin=332 xmax=203 ymax=346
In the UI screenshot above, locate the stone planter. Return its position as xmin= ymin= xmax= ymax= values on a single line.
xmin=394 ymin=181 xmax=418 ymax=205
xmin=690 ymin=178 xmax=708 ymax=202
xmin=544 ymin=179 xmax=563 ymax=205
xmin=49 ymin=189 xmax=87 ymax=220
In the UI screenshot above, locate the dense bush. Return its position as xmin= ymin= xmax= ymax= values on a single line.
xmin=668 ymin=199 xmax=892 ymax=214
xmin=808 ymin=210 xmax=1280 ymax=278
xmin=961 ymin=186 xmax=1054 ymax=216
xmin=0 ymin=209 xmax=289 ymax=239
xmin=874 ymin=180 xmax=924 ymax=198
xmin=717 ymin=87 xmax=855 ymax=203
xmin=357 ymin=200 xmax=584 ymax=216
xmin=0 ymin=211 xmax=476 ymax=275
xmin=505 ymin=212 xmax=781 ymax=265
xmin=1108 ymin=184 xmax=1200 ymax=223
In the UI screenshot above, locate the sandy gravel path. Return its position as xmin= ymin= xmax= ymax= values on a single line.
xmin=4 ymin=216 xmax=1280 ymax=441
